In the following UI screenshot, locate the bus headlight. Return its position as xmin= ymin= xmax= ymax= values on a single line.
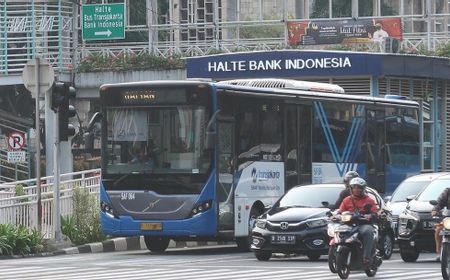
xmin=190 ymin=200 xmax=213 ymax=217
xmin=100 ymin=201 xmax=116 ymax=217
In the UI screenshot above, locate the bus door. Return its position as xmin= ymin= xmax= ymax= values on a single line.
xmin=217 ymin=118 xmax=235 ymax=232
xmin=285 ymin=104 xmax=312 ymax=191
xmin=366 ymin=109 xmax=386 ymax=193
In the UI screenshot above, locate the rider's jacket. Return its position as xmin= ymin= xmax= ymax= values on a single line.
xmin=339 ymin=194 xmax=378 ymax=214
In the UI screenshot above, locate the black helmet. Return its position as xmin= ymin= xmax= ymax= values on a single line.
xmin=343 ymin=171 xmax=359 ymax=184
xmin=349 ymin=177 xmax=367 ymax=192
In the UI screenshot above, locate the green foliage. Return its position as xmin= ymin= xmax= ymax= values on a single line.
xmin=60 ymin=187 xmax=106 ymax=246
xmin=436 ymin=42 xmax=450 ymax=58
xmin=78 ymin=53 xmax=185 ymax=73
xmin=15 ymin=184 xmax=29 ymax=203
xmin=239 ymin=24 xmax=285 ymax=39
xmin=0 ymin=224 xmax=44 ymax=256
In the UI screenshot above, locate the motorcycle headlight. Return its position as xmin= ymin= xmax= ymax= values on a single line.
xmin=443 ymin=218 xmax=450 ymax=230
xmin=341 ymin=213 xmax=353 ymax=222
xmin=256 ymin=219 xmax=267 ymax=229
xmin=306 ymin=218 xmax=328 ymax=228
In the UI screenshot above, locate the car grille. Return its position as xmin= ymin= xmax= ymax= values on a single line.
xmin=266 ymin=221 xmax=307 ymax=232
xmin=391 ymin=215 xmax=399 ymax=224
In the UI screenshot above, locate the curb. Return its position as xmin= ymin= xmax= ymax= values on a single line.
xmin=54 ymin=237 xmax=233 ymax=255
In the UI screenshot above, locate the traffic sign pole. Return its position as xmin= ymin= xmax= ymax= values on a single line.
xmin=53 ymin=108 xmax=61 ymax=242
xmin=22 ymin=57 xmax=55 ymax=234
xmin=34 ymin=57 xmax=42 ymax=233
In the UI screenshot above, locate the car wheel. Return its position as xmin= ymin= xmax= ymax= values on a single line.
xmin=307 ymin=252 xmax=321 ymax=261
xmin=399 ymin=246 xmax=419 ymax=262
xmin=236 ymin=206 xmax=261 ymax=252
xmin=380 ymin=234 xmax=394 ymax=260
xmin=144 ymin=236 xmax=170 ymax=253
xmin=254 ymin=250 xmax=272 ymax=261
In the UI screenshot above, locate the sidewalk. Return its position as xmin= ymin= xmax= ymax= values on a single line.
xmin=54 ymin=237 xmax=233 ymax=255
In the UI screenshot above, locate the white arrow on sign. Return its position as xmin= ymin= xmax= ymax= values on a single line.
xmin=94 ymin=29 xmax=112 ymax=37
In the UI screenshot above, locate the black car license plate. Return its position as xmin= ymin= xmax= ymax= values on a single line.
xmin=271 ymin=235 xmax=296 ymax=244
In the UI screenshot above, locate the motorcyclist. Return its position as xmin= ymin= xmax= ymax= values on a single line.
xmin=338 ymin=177 xmax=379 ymax=265
xmin=333 ymin=171 xmax=360 ymax=209
xmin=431 ymin=187 xmax=450 ymax=262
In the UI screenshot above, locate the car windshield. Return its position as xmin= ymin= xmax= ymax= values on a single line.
xmin=417 ymin=179 xmax=450 ymax=201
xmin=278 ymin=186 xmax=342 ymax=208
xmin=390 ymin=181 xmax=430 ymax=202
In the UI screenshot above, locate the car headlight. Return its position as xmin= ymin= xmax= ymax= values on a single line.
xmin=404 ymin=209 xmax=420 ymax=220
xmin=256 ymin=219 xmax=267 ymax=229
xmin=443 ymin=218 xmax=450 ymax=230
xmin=306 ymin=218 xmax=328 ymax=228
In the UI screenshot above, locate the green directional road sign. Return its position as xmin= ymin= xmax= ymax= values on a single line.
xmin=82 ymin=3 xmax=125 ymax=41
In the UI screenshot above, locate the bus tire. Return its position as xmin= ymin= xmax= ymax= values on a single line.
xmin=144 ymin=236 xmax=170 ymax=253
xmin=236 ymin=206 xmax=261 ymax=252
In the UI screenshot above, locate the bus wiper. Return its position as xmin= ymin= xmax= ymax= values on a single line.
xmin=113 ymin=171 xmax=144 ymax=187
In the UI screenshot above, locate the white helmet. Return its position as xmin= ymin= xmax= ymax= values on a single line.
xmin=349 ymin=177 xmax=367 ymax=191
xmin=343 ymin=171 xmax=359 ymax=184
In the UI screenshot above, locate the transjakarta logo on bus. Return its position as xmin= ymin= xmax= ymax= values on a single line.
xmin=251 ymin=168 xmax=281 ymax=183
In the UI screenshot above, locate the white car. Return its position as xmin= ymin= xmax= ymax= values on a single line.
xmin=387 ymin=172 xmax=450 ymax=236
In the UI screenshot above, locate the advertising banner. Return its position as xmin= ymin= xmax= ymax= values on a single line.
xmin=287 ymin=17 xmax=402 ymax=46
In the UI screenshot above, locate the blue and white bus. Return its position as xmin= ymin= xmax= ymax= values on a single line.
xmin=98 ymin=79 xmax=421 ymax=252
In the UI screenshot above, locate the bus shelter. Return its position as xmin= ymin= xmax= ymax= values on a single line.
xmin=186 ymin=50 xmax=450 ymax=172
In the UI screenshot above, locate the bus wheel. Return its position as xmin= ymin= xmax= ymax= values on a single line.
xmin=236 ymin=206 xmax=260 ymax=252
xmin=144 ymin=236 xmax=170 ymax=253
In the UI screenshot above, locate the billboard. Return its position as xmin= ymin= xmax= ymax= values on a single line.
xmin=287 ymin=17 xmax=402 ymax=46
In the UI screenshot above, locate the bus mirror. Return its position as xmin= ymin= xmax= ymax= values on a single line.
xmin=87 ymin=112 xmax=102 ymax=132
xmin=205 ymin=110 xmax=221 ymax=150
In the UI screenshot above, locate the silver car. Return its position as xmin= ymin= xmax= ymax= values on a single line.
xmin=387 ymin=172 xmax=450 ymax=236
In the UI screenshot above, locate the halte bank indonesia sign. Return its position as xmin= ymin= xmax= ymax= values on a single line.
xmin=186 ymin=52 xmax=381 ymax=79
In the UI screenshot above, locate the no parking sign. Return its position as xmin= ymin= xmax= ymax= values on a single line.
xmin=8 ymin=131 xmax=25 ymax=151
xmin=7 ymin=131 xmax=26 ymax=163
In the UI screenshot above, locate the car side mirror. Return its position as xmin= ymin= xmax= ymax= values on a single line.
xmin=321 ymin=201 xmax=330 ymax=207
xmin=429 ymin=200 xmax=438 ymax=206
xmin=406 ymin=195 xmax=415 ymax=202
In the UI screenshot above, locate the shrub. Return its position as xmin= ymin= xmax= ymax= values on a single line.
xmin=0 ymin=224 xmax=44 ymax=256
xmin=61 ymin=187 xmax=106 ymax=246
xmin=78 ymin=52 xmax=185 ymax=73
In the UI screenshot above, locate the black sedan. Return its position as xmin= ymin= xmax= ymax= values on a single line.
xmin=250 ymin=184 xmax=394 ymax=261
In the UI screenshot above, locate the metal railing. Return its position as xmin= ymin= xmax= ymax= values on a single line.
xmin=0 ymin=168 xmax=100 ymax=239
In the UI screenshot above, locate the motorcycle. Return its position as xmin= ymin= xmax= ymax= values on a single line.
xmin=328 ymin=205 xmax=382 ymax=279
xmin=430 ymin=200 xmax=450 ymax=280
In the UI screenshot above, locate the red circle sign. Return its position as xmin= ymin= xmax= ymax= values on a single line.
xmin=8 ymin=132 xmax=25 ymax=150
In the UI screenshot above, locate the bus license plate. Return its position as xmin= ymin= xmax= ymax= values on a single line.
xmin=271 ymin=235 xmax=295 ymax=244
xmin=141 ymin=222 xmax=162 ymax=231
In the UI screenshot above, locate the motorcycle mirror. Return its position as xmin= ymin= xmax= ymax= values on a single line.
xmin=429 ymin=200 xmax=438 ymax=206
xmin=322 ymin=201 xmax=330 ymax=207
xmin=406 ymin=195 xmax=415 ymax=202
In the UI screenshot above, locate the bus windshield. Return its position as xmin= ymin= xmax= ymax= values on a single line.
xmin=105 ymin=106 xmax=210 ymax=175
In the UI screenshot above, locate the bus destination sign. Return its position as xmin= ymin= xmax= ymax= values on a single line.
xmin=121 ymin=90 xmax=157 ymax=103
